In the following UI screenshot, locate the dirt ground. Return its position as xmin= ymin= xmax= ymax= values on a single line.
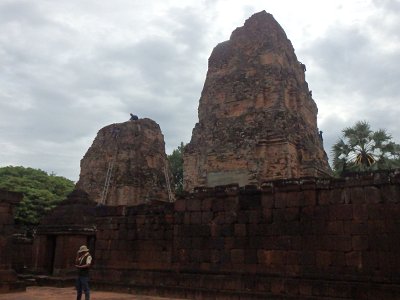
xmin=0 ymin=286 xmax=185 ymax=300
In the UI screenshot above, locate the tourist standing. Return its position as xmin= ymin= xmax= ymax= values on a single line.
xmin=75 ymin=245 xmax=92 ymax=300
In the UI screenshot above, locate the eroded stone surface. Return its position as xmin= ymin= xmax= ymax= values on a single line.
xmin=76 ymin=118 xmax=172 ymax=205
xmin=0 ymin=190 xmax=23 ymax=293
xmin=184 ymin=11 xmax=331 ymax=191
xmin=0 ymin=286 xmax=185 ymax=300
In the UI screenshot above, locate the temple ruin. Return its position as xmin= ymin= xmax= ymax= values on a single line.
xmin=184 ymin=11 xmax=331 ymax=191
xmin=4 ymin=10 xmax=400 ymax=300
xmin=76 ymin=118 xmax=173 ymax=206
xmin=0 ymin=190 xmax=24 ymax=292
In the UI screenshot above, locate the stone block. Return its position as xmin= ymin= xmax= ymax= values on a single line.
xmin=201 ymin=211 xmax=213 ymax=224
xmin=244 ymin=249 xmax=258 ymax=264
xmin=318 ymin=190 xmax=330 ymax=205
xmin=237 ymin=211 xmax=248 ymax=223
xmin=350 ymin=187 xmax=365 ymax=204
xmin=285 ymin=192 xmax=300 ymax=207
xmin=248 ymin=210 xmax=261 ymax=224
xmin=232 ymin=237 xmax=247 ymax=249
xmin=212 ymin=198 xmax=225 ymax=212
xmin=190 ymin=212 xmax=202 ymax=224
xmin=239 ymin=194 xmax=261 ymax=210
xmin=190 ymin=249 xmax=203 ymax=263
xmin=286 ymin=251 xmax=300 ymax=265
xmin=326 ymin=221 xmax=344 ymax=235
xmin=353 ymin=204 xmax=368 ymax=221
xmin=368 ymin=204 xmax=386 ymax=220
xmin=262 ymin=208 xmax=273 ymax=223
xmin=329 ymin=188 xmax=345 ymax=204
xmin=234 ymin=224 xmax=246 ymax=237
xmin=0 ymin=205 xmax=10 ymax=214
xmin=264 ymin=250 xmax=287 ymax=265
xmin=220 ymin=224 xmax=233 ymax=237
xmin=285 ymin=279 xmax=300 ymax=296
xmin=255 ymin=276 xmax=271 ymax=292
xmin=352 ymin=235 xmax=368 ymax=251
xmin=247 ymin=224 xmax=260 ymax=237
xmin=344 ymin=221 xmax=368 ymax=235
xmin=302 ymin=190 xmax=317 ymax=206
xmin=274 ymin=192 xmax=287 ymax=208
xmin=299 ymin=251 xmax=316 ymax=265
xmin=261 ymin=193 xmax=274 ymax=208
xmin=183 ymin=212 xmax=191 ymax=224
xmin=330 ymin=204 xmax=353 ymax=220
xmin=330 ymin=251 xmax=346 ymax=267
xmin=330 ymin=236 xmax=352 ymax=252
xmin=186 ymin=198 xmax=201 ymax=211
xmin=224 ymin=197 xmax=238 ymax=211
xmin=224 ymin=211 xmax=237 ymax=224
xmin=345 ymin=251 xmax=362 ymax=269
xmin=299 ymin=282 xmax=313 ymax=296
xmin=201 ymin=198 xmax=213 ymax=211
xmin=284 ymin=207 xmax=299 ymax=221
xmin=174 ymin=212 xmax=184 ymax=224
xmin=364 ymin=186 xmax=382 ymax=203
xmin=174 ymin=199 xmax=186 ymax=211
xmin=230 ymin=249 xmax=244 ymax=264
xmin=301 ymin=236 xmax=319 ymax=251
xmin=316 ymin=251 xmax=331 ymax=268
xmin=314 ymin=206 xmax=329 ymax=220
xmin=270 ymin=278 xmax=284 ymax=294
xmin=222 ymin=277 xmax=242 ymax=291
xmin=272 ymin=208 xmax=285 ymax=223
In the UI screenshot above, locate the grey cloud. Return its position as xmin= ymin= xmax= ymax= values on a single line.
xmin=298 ymin=5 xmax=400 ymax=162
xmin=0 ymin=0 xmax=48 ymax=26
xmin=372 ymin=0 xmax=400 ymax=11
xmin=8 ymin=1 xmax=398 ymax=181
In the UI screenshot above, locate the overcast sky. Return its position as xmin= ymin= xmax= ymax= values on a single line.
xmin=1 ymin=0 xmax=399 ymax=182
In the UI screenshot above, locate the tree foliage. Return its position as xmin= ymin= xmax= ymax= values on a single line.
xmin=0 ymin=166 xmax=75 ymax=228
xmin=332 ymin=121 xmax=400 ymax=174
xmin=167 ymin=142 xmax=185 ymax=195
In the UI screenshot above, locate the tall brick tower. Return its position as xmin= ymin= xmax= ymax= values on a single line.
xmin=184 ymin=11 xmax=331 ymax=191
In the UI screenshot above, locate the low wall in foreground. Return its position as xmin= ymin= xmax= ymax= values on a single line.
xmin=32 ymin=170 xmax=400 ymax=299
xmin=88 ymin=171 xmax=400 ymax=299
xmin=0 ymin=190 xmax=24 ymax=293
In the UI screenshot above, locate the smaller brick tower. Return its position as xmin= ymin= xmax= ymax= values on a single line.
xmin=76 ymin=118 xmax=173 ymax=205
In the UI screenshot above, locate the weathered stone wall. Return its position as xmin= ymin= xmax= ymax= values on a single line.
xmin=76 ymin=118 xmax=173 ymax=206
xmin=0 ymin=190 xmax=23 ymax=293
xmin=86 ymin=170 xmax=400 ymax=299
xmin=31 ymin=190 xmax=97 ymax=276
xmin=12 ymin=235 xmax=33 ymax=274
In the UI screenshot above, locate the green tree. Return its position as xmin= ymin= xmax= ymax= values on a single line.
xmin=0 ymin=166 xmax=75 ymax=229
xmin=332 ymin=121 xmax=400 ymax=174
xmin=167 ymin=142 xmax=185 ymax=195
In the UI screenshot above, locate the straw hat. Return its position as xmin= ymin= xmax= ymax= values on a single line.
xmin=78 ymin=245 xmax=89 ymax=253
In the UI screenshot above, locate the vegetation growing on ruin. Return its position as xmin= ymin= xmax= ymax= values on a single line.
xmin=332 ymin=121 xmax=400 ymax=175
xmin=167 ymin=142 xmax=185 ymax=195
xmin=0 ymin=166 xmax=74 ymax=230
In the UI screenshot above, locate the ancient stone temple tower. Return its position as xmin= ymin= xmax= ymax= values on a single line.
xmin=184 ymin=11 xmax=331 ymax=191
xmin=76 ymin=118 xmax=173 ymax=205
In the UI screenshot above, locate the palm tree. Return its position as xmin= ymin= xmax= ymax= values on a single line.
xmin=332 ymin=121 xmax=400 ymax=174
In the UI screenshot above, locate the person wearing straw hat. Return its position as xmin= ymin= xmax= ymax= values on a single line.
xmin=75 ymin=245 xmax=92 ymax=300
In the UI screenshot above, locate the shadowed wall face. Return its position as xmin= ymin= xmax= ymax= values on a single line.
xmin=83 ymin=172 xmax=400 ymax=299
xmin=0 ymin=190 xmax=22 ymax=293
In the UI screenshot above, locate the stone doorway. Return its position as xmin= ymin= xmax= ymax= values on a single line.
xmin=45 ymin=235 xmax=56 ymax=275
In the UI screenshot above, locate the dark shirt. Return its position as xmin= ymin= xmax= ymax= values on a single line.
xmin=77 ymin=253 xmax=92 ymax=277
